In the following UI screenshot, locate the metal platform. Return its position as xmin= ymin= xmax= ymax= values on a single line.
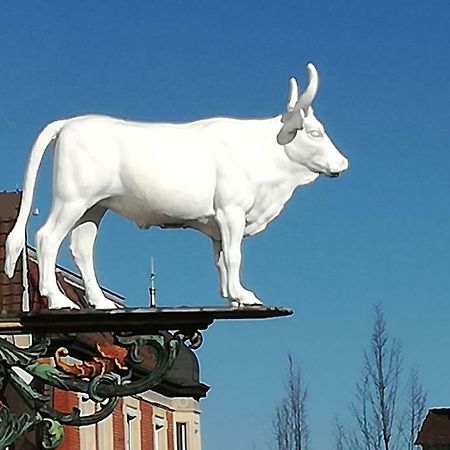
xmin=0 ymin=305 xmax=293 ymax=334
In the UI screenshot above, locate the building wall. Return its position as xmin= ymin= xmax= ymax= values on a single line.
xmin=140 ymin=401 xmax=154 ymax=450
xmin=79 ymin=395 xmax=115 ymax=450
xmin=51 ymin=389 xmax=202 ymax=450
xmin=0 ymin=191 xmax=204 ymax=450
xmin=7 ymin=334 xmax=203 ymax=450
xmin=53 ymin=390 xmax=81 ymax=450
xmin=0 ymin=192 xmax=24 ymax=314
xmin=139 ymin=391 xmax=202 ymax=450
xmin=421 ymin=446 xmax=450 ymax=450
xmin=172 ymin=400 xmax=202 ymax=450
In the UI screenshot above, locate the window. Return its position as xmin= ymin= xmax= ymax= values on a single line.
xmin=125 ymin=406 xmax=138 ymax=450
xmin=154 ymin=416 xmax=165 ymax=450
xmin=79 ymin=394 xmax=98 ymax=450
xmin=176 ymin=422 xmax=188 ymax=450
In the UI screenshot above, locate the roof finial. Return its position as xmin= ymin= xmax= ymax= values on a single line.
xmin=149 ymin=257 xmax=156 ymax=307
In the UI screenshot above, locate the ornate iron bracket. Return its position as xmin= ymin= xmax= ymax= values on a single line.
xmin=0 ymin=306 xmax=292 ymax=449
xmin=0 ymin=331 xmax=186 ymax=449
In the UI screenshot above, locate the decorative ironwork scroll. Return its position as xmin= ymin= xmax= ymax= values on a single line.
xmin=0 ymin=331 xmax=189 ymax=449
xmin=0 ymin=305 xmax=292 ymax=449
xmin=0 ymin=405 xmax=63 ymax=449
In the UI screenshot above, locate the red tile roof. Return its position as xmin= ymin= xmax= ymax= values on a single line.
xmin=0 ymin=191 xmax=122 ymax=312
xmin=0 ymin=192 xmax=24 ymax=314
xmin=0 ymin=191 xmax=209 ymax=399
xmin=416 ymin=409 xmax=450 ymax=445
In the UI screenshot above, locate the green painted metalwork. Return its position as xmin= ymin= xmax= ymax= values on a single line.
xmin=0 ymin=406 xmax=43 ymax=449
xmin=0 ymin=306 xmax=292 ymax=449
xmin=0 ymin=331 xmax=185 ymax=449
xmin=42 ymin=419 xmax=65 ymax=449
xmin=0 ymin=404 xmax=64 ymax=449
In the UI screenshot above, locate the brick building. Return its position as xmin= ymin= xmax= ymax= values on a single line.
xmin=0 ymin=191 xmax=209 ymax=450
xmin=416 ymin=409 xmax=450 ymax=450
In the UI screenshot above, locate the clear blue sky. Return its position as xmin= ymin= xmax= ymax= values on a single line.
xmin=1 ymin=1 xmax=450 ymax=449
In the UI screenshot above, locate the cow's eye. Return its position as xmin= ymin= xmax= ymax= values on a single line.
xmin=308 ymin=129 xmax=323 ymax=139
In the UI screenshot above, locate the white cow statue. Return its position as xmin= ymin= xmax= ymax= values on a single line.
xmin=4 ymin=63 xmax=348 ymax=310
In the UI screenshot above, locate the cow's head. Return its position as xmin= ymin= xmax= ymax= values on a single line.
xmin=277 ymin=63 xmax=348 ymax=177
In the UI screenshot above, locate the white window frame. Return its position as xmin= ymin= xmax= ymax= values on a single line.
xmin=176 ymin=422 xmax=188 ymax=450
xmin=124 ymin=406 xmax=139 ymax=450
xmin=154 ymin=415 xmax=166 ymax=450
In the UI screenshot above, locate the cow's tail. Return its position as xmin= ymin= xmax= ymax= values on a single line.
xmin=4 ymin=119 xmax=69 ymax=278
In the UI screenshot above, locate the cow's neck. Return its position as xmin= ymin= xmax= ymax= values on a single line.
xmin=267 ymin=116 xmax=319 ymax=189
xmin=244 ymin=117 xmax=319 ymax=236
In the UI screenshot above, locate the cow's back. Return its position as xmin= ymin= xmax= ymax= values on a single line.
xmin=54 ymin=115 xmax=221 ymax=223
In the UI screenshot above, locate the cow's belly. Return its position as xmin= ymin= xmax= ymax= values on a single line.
xmin=102 ymin=144 xmax=217 ymax=226
xmin=101 ymin=194 xmax=215 ymax=229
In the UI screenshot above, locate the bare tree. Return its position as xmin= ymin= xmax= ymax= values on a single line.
xmin=335 ymin=419 xmax=344 ymax=450
xmin=350 ymin=305 xmax=402 ymax=450
xmin=334 ymin=417 xmax=347 ymax=450
xmin=334 ymin=305 xmax=427 ymax=450
xmin=404 ymin=367 xmax=427 ymax=450
xmin=273 ymin=355 xmax=309 ymax=450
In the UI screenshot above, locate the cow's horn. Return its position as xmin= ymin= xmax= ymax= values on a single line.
xmin=296 ymin=63 xmax=319 ymax=112
xmin=287 ymin=77 xmax=299 ymax=112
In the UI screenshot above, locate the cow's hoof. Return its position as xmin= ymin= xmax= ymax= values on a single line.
xmin=89 ymin=297 xmax=120 ymax=310
xmin=48 ymin=294 xmax=80 ymax=310
xmin=235 ymin=291 xmax=263 ymax=307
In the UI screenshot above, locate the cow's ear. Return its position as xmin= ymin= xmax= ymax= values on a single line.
xmin=277 ymin=127 xmax=297 ymax=145
xmin=277 ymin=109 xmax=304 ymax=145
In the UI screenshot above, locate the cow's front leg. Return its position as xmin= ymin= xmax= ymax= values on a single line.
xmin=212 ymin=239 xmax=228 ymax=299
xmin=215 ymin=207 xmax=262 ymax=306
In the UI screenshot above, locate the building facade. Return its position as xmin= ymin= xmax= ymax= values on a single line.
xmin=416 ymin=408 xmax=450 ymax=450
xmin=0 ymin=191 xmax=208 ymax=450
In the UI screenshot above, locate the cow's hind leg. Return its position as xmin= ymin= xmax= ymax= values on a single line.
xmin=212 ymin=238 xmax=228 ymax=300
xmin=215 ymin=207 xmax=262 ymax=306
xmin=36 ymin=199 xmax=90 ymax=309
xmin=70 ymin=206 xmax=118 ymax=309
